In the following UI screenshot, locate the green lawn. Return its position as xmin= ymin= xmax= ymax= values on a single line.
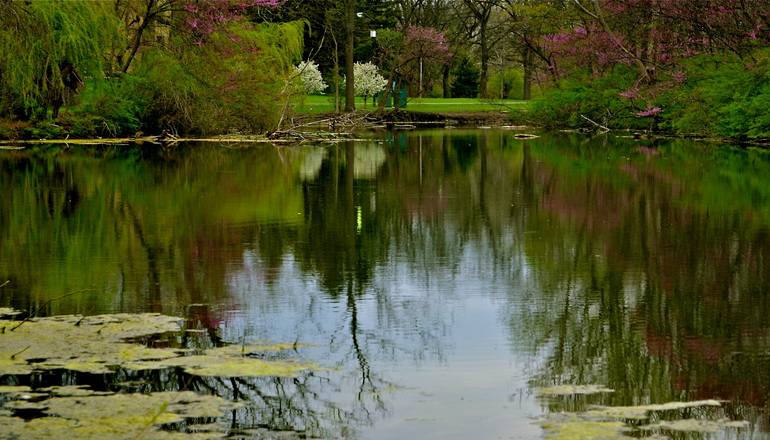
xmin=296 ymin=95 xmax=528 ymax=114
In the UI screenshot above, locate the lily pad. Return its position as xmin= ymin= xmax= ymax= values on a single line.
xmin=541 ymin=399 xmax=747 ymax=439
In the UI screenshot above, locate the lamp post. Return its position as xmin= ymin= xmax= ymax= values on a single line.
xmin=345 ymin=10 xmax=378 ymax=112
xmin=344 ymin=0 xmax=356 ymax=112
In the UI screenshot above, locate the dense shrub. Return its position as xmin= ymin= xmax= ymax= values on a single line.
xmin=530 ymin=67 xmax=648 ymax=130
xmin=63 ymin=75 xmax=145 ymax=137
xmin=532 ymin=49 xmax=770 ymax=140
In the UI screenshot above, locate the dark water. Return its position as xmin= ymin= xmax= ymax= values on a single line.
xmin=2 ymin=130 xmax=770 ymax=438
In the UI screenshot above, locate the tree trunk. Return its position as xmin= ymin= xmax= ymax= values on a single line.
xmin=394 ymin=79 xmax=401 ymax=110
xmin=479 ymin=23 xmax=489 ymax=98
xmin=332 ymin=29 xmax=341 ymax=114
xmin=378 ymin=72 xmax=395 ymax=111
xmin=442 ymin=64 xmax=450 ymax=98
xmin=122 ymin=0 xmax=155 ymax=73
xmin=523 ymin=46 xmax=532 ymax=100
xmin=344 ymin=0 xmax=356 ymax=112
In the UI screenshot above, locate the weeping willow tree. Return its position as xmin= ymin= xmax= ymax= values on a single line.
xmin=0 ymin=0 xmax=303 ymax=135
xmin=0 ymin=1 xmax=121 ymax=120
xmin=130 ymin=19 xmax=305 ymax=134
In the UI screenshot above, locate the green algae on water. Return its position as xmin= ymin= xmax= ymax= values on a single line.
xmin=585 ymin=399 xmax=722 ymax=420
xmin=541 ymin=414 xmax=629 ymax=440
xmin=0 ymin=392 xmax=237 ymax=439
xmin=0 ymin=311 xmax=319 ymax=438
xmin=0 ymin=313 xmax=183 ymax=374
xmin=129 ymin=344 xmax=316 ymax=378
xmin=0 ymin=311 xmax=316 ymax=377
xmin=537 ymin=384 xmax=615 ymax=397
xmin=640 ymin=418 xmax=751 ymax=433
xmin=540 ymin=399 xmax=750 ymax=439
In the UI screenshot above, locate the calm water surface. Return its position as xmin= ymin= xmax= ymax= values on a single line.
xmin=1 ymin=130 xmax=770 ymax=438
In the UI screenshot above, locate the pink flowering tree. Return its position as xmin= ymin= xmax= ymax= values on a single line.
xmin=553 ymin=0 xmax=770 ymax=83
xmin=120 ymin=0 xmax=281 ymax=72
xmin=376 ymin=26 xmax=451 ymax=109
xmin=535 ymin=0 xmax=770 ymax=122
xmin=182 ymin=0 xmax=281 ymax=42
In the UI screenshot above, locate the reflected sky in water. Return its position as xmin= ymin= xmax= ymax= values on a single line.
xmin=2 ymin=131 xmax=770 ymax=438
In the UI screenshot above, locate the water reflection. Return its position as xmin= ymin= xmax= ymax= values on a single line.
xmin=2 ymin=132 xmax=770 ymax=438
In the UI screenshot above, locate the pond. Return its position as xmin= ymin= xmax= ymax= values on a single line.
xmin=1 ymin=130 xmax=770 ymax=439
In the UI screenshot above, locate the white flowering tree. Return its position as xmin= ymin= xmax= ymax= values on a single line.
xmin=353 ymin=62 xmax=387 ymax=107
xmin=295 ymin=60 xmax=327 ymax=95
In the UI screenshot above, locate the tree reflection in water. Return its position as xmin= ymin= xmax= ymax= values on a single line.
xmin=3 ymin=132 xmax=770 ymax=437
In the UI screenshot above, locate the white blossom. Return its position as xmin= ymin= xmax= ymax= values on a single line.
xmin=295 ymin=60 xmax=327 ymax=94
xmin=353 ymin=62 xmax=387 ymax=101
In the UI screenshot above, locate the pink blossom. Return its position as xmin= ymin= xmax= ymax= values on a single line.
xmin=618 ymin=88 xmax=639 ymax=99
xmin=637 ymin=107 xmax=663 ymax=117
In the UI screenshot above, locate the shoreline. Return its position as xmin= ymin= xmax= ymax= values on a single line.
xmin=1 ymin=109 xmax=769 ymax=148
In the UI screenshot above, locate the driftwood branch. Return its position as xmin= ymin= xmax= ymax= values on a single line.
xmin=580 ymin=114 xmax=610 ymax=133
xmin=10 ymin=289 xmax=95 ymax=331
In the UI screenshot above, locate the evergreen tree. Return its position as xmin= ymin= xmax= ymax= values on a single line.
xmin=451 ymin=57 xmax=479 ymax=98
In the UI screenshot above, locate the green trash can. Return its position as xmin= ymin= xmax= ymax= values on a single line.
xmin=397 ymin=88 xmax=408 ymax=108
xmin=373 ymin=89 xmax=407 ymax=108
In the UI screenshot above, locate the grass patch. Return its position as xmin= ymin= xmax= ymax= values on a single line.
xmin=295 ymin=95 xmax=529 ymax=114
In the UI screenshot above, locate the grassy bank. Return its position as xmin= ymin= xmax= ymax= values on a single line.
xmin=296 ymin=96 xmax=528 ymax=114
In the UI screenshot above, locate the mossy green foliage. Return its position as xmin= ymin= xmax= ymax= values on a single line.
xmin=119 ymin=20 xmax=305 ymax=135
xmin=0 ymin=1 xmax=120 ymax=120
xmin=659 ymin=50 xmax=770 ymax=139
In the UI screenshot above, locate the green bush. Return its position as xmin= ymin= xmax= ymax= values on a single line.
xmin=530 ymin=67 xmax=647 ymax=130
xmin=488 ymin=68 xmax=525 ymax=100
xmin=533 ymin=49 xmax=770 ymax=140
xmin=674 ymin=51 xmax=770 ymax=139
xmin=64 ymin=75 xmax=145 ymax=137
